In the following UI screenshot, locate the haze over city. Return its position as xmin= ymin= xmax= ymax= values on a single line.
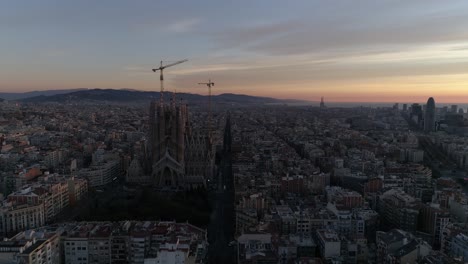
xmin=2 ymin=0 xmax=468 ymax=102
xmin=5 ymin=1 xmax=468 ymax=264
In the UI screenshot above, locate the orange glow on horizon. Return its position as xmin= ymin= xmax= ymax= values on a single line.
xmin=1 ymin=70 xmax=468 ymax=104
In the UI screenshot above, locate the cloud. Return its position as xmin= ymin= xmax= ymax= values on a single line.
xmin=209 ymin=5 xmax=468 ymax=57
xmin=169 ymin=40 xmax=468 ymax=80
xmin=449 ymin=45 xmax=468 ymax=51
xmin=169 ymin=58 xmax=332 ymax=75
xmin=213 ymin=20 xmax=303 ymax=49
xmin=164 ymin=41 xmax=468 ymax=99
xmin=251 ymin=15 xmax=468 ymax=56
xmin=171 ymin=59 xmax=468 ymax=87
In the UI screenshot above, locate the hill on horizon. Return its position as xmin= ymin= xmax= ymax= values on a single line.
xmin=18 ymin=88 xmax=308 ymax=105
xmin=0 ymin=89 xmax=87 ymax=100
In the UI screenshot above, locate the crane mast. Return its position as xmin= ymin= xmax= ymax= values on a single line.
xmin=152 ymin=59 xmax=188 ymax=104
xmin=198 ymin=79 xmax=215 ymax=135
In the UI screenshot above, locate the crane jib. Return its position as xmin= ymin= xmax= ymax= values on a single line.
xmin=151 ymin=59 xmax=187 ymax=99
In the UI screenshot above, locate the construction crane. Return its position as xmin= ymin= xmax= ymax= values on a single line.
xmin=198 ymin=79 xmax=215 ymax=134
xmin=152 ymin=59 xmax=188 ymax=103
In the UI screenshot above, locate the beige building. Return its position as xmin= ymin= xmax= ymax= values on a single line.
xmin=67 ymin=177 xmax=88 ymax=206
xmin=0 ymin=202 xmax=45 ymax=236
xmin=15 ymin=234 xmax=61 ymax=264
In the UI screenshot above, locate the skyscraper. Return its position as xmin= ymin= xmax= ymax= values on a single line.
xmin=320 ymin=97 xmax=326 ymax=109
xmin=451 ymin=105 xmax=458 ymax=113
xmin=410 ymin=103 xmax=423 ymax=123
xmin=424 ymin=97 xmax=436 ymax=133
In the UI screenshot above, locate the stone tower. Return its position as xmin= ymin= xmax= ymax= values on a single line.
xmin=149 ymin=99 xmax=190 ymax=188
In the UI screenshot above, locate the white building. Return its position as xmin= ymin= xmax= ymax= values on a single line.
xmin=63 ymin=237 xmax=89 ymax=264
xmin=237 ymin=233 xmax=273 ymax=263
xmin=316 ymin=229 xmax=341 ymax=258
xmin=44 ymin=149 xmax=68 ymax=169
xmin=144 ymin=242 xmax=190 ymax=264
xmin=79 ymin=160 xmax=120 ymax=187
xmin=3 ymin=221 xmax=207 ymax=264
xmin=129 ymin=235 xmax=148 ymax=264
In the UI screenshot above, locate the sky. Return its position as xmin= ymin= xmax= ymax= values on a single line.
xmin=1 ymin=0 xmax=468 ymax=103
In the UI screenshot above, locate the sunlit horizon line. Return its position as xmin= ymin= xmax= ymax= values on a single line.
xmin=1 ymin=87 xmax=467 ymax=105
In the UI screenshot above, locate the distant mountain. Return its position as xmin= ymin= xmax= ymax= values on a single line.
xmin=20 ymin=88 xmax=307 ymax=105
xmin=0 ymin=89 xmax=87 ymax=100
xmin=214 ymin=93 xmax=283 ymax=104
xmin=0 ymin=97 xmax=4 ymax=102
xmin=22 ymin=89 xmax=195 ymax=103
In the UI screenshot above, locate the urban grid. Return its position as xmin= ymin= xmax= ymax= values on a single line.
xmin=2 ymin=1 xmax=468 ymax=264
xmin=1 ymin=93 xmax=468 ymax=264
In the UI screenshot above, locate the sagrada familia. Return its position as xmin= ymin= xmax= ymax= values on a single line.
xmin=126 ymin=96 xmax=215 ymax=190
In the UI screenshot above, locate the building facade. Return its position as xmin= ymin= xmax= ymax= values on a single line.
xmin=128 ymin=100 xmax=215 ymax=190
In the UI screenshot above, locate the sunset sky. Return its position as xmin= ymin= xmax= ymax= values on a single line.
xmin=1 ymin=0 xmax=468 ymax=103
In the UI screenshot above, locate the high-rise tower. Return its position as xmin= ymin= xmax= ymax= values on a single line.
xmin=451 ymin=105 xmax=458 ymax=113
xmin=320 ymin=97 xmax=326 ymax=109
xmin=424 ymin=97 xmax=436 ymax=133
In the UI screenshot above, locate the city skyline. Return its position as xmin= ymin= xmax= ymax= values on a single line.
xmin=2 ymin=1 xmax=468 ymax=103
